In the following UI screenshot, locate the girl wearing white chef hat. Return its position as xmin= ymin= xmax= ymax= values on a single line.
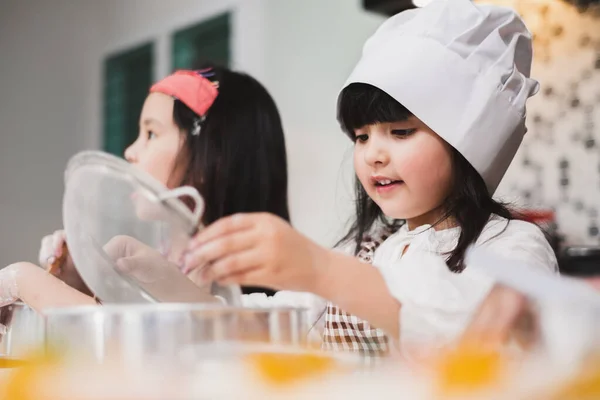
xmin=183 ymin=0 xmax=558 ymax=360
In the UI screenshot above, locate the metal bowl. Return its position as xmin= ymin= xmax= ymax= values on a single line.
xmin=44 ymin=303 xmax=308 ymax=366
xmin=0 ymin=302 xmax=44 ymax=359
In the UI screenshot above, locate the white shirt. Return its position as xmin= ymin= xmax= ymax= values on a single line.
xmin=242 ymin=216 xmax=558 ymax=347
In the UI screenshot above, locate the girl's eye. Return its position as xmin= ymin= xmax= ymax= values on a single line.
xmin=391 ymin=129 xmax=416 ymax=138
xmin=355 ymin=134 xmax=369 ymax=143
xmin=147 ymin=131 xmax=157 ymax=140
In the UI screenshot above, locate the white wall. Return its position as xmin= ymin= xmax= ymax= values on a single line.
xmin=0 ymin=0 xmax=385 ymax=266
xmin=262 ymin=0 xmax=385 ymax=245
xmin=0 ymin=0 xmax=110 ymax=267
xmin=98 ymin=0 xmax=268 ymax=81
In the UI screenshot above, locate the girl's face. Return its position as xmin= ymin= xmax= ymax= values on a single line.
xmin=353 ymin=116 xmax=454 ymax=229
xmin=125 ymin=92 xmax=187 ymax=188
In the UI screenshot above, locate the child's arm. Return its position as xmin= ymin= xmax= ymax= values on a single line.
xmin=105 ymin=235 xmax=220 ymax=304
xmin=1 ymin=262 xmax=96 ymax=313
xmin=184 ymin=213 xmax=402 ymax=338
xmin=314 ymin=250 xmax=401 ymax=338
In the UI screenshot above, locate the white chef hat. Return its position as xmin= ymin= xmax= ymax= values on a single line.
xmin=341 ymin=0 xmax=540 ymax=193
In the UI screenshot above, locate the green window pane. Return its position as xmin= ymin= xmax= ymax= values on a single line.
xmin=103 ymin=43 xmax=154 ymax=157
xmin=172 ymin=13 xmax=230 ymax=70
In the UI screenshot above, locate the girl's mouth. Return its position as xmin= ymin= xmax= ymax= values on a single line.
xmin=374 ymin=179 xmax=404 ymax=193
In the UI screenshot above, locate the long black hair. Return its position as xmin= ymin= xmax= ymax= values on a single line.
xmin=337 ymin=83 xmax=515 ymax=272
xmin=172 ymin=63 xmax=289 ymax=293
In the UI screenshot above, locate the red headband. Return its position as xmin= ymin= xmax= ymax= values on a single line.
xmin=149 ymin=70 xmax=218 ymax=117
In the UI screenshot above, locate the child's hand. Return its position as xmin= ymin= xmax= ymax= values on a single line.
xmin=464 ymin=278 xmax=600 ymax=350
xmin=183 ymin=213 xmax=331 ymax=293
xmin=38 ymin=230 xmax=68 ymax=269
xmin=38 ymin=230 xmax=92 ymax=296
xmin=462 ymin=284 xmax=535 ymax=349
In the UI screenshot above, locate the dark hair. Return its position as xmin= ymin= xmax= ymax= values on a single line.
xmin=172 ymin=64 xmax=289 ymax=225
xmin=172 ymin=64 xmax=289 ymax=294
xmin=337 ymin=83 xmax=515 ymax=272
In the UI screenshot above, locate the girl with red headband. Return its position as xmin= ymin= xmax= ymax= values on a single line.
xmin=1 ymin=65 xmax=289 ymax=311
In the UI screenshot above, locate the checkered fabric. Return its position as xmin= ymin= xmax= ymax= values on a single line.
xmin=322 ymin=227 xmax=396 ymax=360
